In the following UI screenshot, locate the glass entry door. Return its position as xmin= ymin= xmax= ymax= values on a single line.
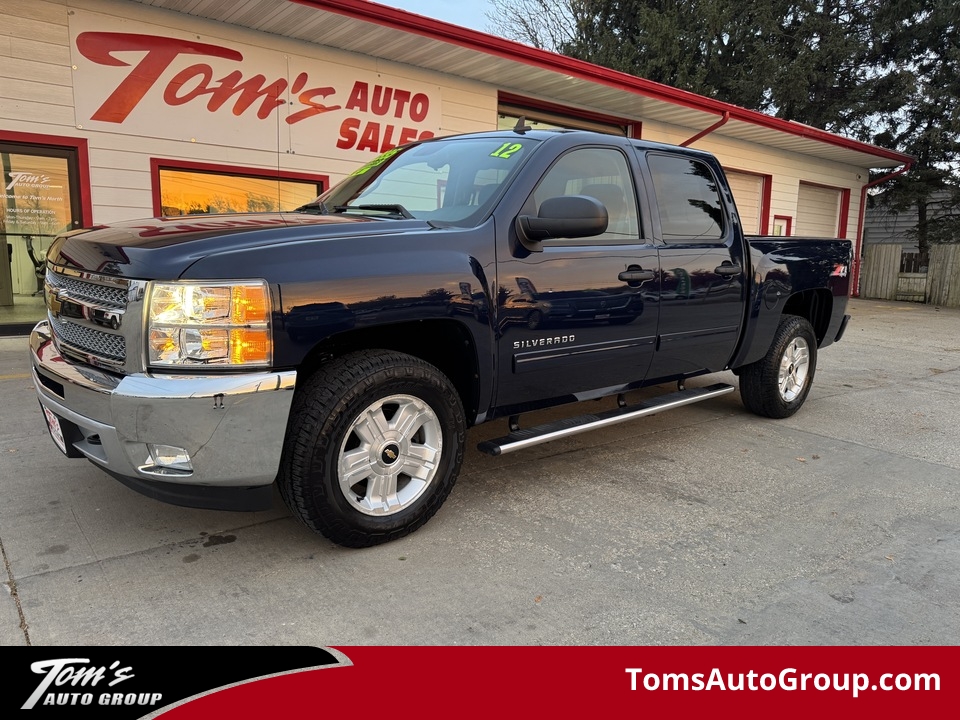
xmin=0 ymin=144 xmax=82 ymax=332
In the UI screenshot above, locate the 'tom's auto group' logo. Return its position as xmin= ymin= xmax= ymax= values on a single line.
xmin=21 ymin=658 xmax=162 ymax=709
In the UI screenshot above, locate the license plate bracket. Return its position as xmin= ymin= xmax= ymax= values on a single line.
xmin=42 ymin=405 xmax=68 ymax=455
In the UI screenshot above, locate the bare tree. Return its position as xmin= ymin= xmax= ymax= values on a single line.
xmin=485 ymin=0 xmax=579 ymax=51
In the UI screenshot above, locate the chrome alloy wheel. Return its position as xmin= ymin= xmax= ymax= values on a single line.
xmin=778 ymin=336 xmax=810 ymax=402
xmin=337 ymin=394 xmax=443 ymax=516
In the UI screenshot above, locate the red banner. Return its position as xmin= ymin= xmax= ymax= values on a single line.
xmin=150 ymin=646 xmax=955 ymax=718
xmin=7 ymin=647 xmax=953 ymax=716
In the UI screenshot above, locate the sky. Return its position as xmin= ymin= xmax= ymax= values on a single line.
xmin=381 ymin=0 xmax=492 ymax=33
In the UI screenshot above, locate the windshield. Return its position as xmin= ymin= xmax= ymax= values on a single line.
xmin=307 ymin=136 xmax=541 ymax=227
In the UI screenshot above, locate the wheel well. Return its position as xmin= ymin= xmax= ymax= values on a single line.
xmin=782 ymin=289 xmax=833 ymax=345
xmin=296 ymin=320 xmax=481 ymax=424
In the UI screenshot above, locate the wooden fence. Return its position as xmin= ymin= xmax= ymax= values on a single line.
xmin=860 ymin=244 xmax=902 ymax=300
xmin=928 ymin=244 xmax=960 ymax=307
xmin=860 ymin=243 xmax=960 ymax=307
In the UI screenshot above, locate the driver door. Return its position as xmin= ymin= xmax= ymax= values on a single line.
xmin=495 ymin=145 xmax=660 ymax=412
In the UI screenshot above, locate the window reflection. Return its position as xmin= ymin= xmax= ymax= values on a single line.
xmin=648 ymin=155 xmax=725 ymax=243
xmin=158 ymin=168 xmax=321 ymax=216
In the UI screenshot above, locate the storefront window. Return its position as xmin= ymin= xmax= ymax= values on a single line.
xmin=157 ymin=167 xmax=322 ymax=216
xmin=1 ymin=147 xmax=79 ymax=332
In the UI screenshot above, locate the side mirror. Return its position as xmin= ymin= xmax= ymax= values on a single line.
xmin=516 ymin=195 xmax=608 ymax=252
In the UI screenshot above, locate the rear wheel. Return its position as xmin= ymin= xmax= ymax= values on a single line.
xmin=739 ymin=315 xmax=818 ymax=418
xmin=279 ymin=350 xmax=466 ymax=547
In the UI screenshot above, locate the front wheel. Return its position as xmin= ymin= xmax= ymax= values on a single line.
xmin=278 ymin=350 xmax=466 ymax=547
xmin=739 ymin=315 xmax=818 ymax=419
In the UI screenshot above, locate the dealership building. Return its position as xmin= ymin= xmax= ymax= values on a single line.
xmin=0 ymin=0 xmax=912 ymax=332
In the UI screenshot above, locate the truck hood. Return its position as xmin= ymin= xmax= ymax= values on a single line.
xmin=47 ymin=212 xmax=435 ymax=279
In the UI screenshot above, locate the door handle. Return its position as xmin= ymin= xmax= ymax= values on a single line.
xmin=618 ymin=269 xmax=656 ymax=283
xmin=714 ymin=262 xmax=742 ymax=276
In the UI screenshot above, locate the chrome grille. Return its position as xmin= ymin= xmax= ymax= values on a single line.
xmin=49 ymin=315 xmax=126 ymax=362
xmin=44 ymin=266 xmax=142 ymax=372
xmin=46 ymin=271 xmax=127 ymax=308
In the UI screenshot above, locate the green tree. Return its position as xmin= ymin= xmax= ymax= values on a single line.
xmin=868 ymin=0 xmax=960 ymax=250
xmin=768 ymin=1 xmax=878 ymax=134
xmin=574 ymin=0 xmax=788 ymax=111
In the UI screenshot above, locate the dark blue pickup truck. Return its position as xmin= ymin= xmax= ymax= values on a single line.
xmin=31 ymin=127 xmax=851 ymax=547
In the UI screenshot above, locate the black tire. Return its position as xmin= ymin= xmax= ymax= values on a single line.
xmin=739 ymin=315 xmax=818 ymax=419
xmin=278 ymin=350 xmax=466 ymax=548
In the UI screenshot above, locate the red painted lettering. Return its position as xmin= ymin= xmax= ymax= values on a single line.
xmin=210 ymin=71 xmax=287 ymax=118
xmin=162 ymin=67 xmax=287 ymax=118
xmin=346 ymin=81 xmax=369 ymax=112
xmin=354 ymin=86 xmax=418 ymax=119
xmin=163 ymin=64 xmax=213 ymax=105
xmin=287 ymin=86 xmax=341 ymax=124
xmin=410 ymin=93 xmax=429 ymax=122
xmin=337 ymin=117 xmax=361 ymax=149
xmin=379 ymin=124 xmax=396 ymax=152
xmin=291 ymin=72 xmax=308 ymax=95
xmin=357 ymin=122 xmax=381 ymax=152
xmin=76 ymin=32 xmax=242 ymax=123
xmin=371 ymin=86 xmax=392 ymax=116
xmin=391 ymin=89 xmax=411 ymax=118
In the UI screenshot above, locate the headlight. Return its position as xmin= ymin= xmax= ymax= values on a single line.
xmin=146 ymin=280 xmax=272 ymax=367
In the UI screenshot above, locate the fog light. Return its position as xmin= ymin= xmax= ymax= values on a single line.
xmin=147 ymin=444 xmax=193 ymax=472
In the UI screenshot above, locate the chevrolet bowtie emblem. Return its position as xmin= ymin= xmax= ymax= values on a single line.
xmin=384 ymin=448 xmax=397 ymax=461
xmin=47 ymin=288 xmax=62 ymax=316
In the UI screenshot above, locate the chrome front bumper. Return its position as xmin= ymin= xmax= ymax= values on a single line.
xmin=30 ymin=321 xmax=297 ymax=510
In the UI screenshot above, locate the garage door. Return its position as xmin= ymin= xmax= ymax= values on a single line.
xmin=725 ymin=171 xmax=764 ymax=234
xmin=796 ymin=182 xmax=841 ymax=237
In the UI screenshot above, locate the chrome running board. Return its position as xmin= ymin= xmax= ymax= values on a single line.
xmin=477 ymin=383 xmax=736 ymax=456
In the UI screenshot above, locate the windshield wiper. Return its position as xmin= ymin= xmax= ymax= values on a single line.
xmin=293 ymin=199 xmax=329 ymax=214
xmin=333 ymin=203 xmax=414 ymax=219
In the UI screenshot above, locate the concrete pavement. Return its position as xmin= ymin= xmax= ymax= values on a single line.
xmin=1 ymin=298 xmax=958 ymax=645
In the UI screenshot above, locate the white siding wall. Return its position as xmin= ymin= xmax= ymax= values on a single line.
xmin=0 ymin=1 xmax=73 ymax=129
